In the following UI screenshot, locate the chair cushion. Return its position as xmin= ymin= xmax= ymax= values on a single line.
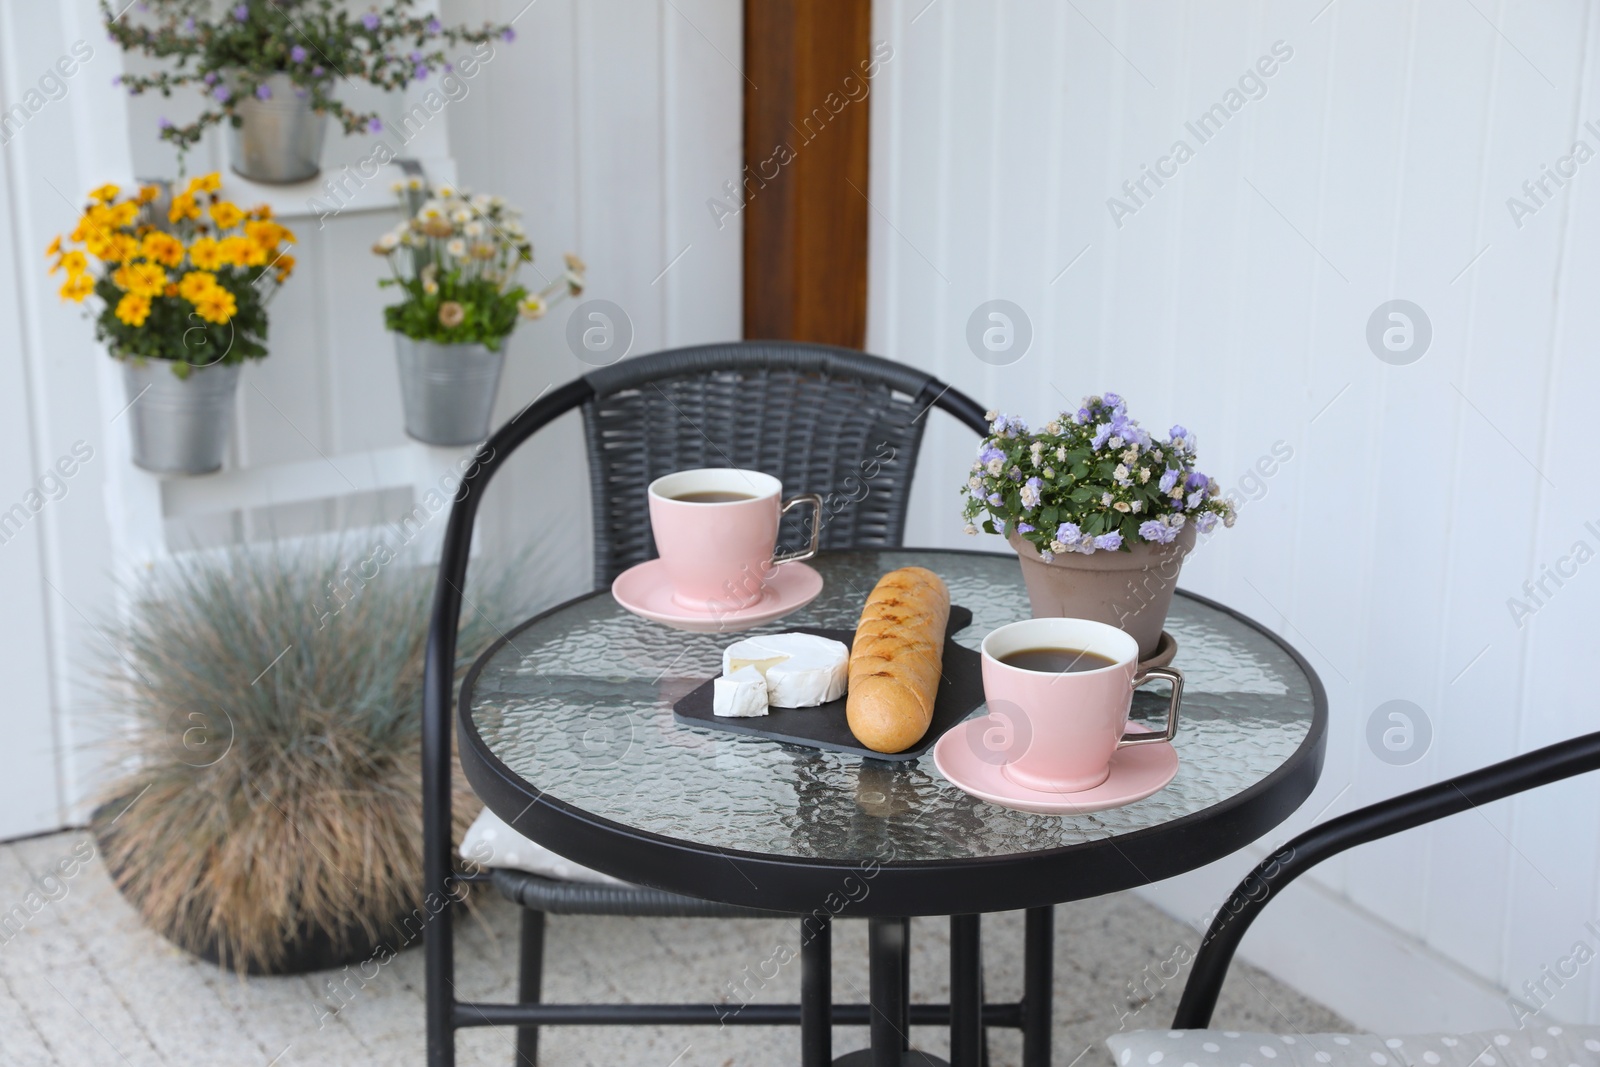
xmin=1107 ymin=1025 xmax=1600 ymax=1067
xmin=460 ymin=806 xmax=628 ymax=886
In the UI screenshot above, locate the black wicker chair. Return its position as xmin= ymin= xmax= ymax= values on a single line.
xmin=1168 ymin=729 xmax=1600 ymax=1030
xmin=421 ymin=341 xmax=992 ymax=1066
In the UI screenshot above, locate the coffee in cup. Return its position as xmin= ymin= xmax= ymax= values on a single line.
xmin=978 ymin=617 xmax=1182 ymax=792
xmin=646 ymin=468 xmax=822 ymax=610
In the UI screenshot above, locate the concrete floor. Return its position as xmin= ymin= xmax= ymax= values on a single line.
xmin=0 ymin=829 xmax=1348 ymax=1066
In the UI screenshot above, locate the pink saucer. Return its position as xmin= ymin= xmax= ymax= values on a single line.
xmin=932 ymin=720 xmax=1179 ymax=815
xmin=610 ymin=558 xmax=823 ymax=633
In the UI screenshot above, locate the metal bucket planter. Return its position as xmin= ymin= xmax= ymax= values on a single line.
xmin=121 ymin=360 xmax=240 ymax=475
xmin=226 ymin=72 xmax=327 ymax=183
xmin=394 ymin=336 xmax=506 ymax=446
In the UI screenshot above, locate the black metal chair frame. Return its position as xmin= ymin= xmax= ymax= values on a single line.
xmin=1171 ymin=729 xmax=1600 ymax=1030
xmin=422 ymin=342 xmax=1026 ymax=1066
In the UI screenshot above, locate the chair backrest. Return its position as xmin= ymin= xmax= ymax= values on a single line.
xmin=579 ymin=341 xmax=983 ymax=587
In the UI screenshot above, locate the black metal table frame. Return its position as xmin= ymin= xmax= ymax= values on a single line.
xmin=448 ymin=562 xmax=1327 ymax=1066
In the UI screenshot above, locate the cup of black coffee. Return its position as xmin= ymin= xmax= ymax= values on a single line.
xmin=977 ymin=618 xmax=1183 ymax=792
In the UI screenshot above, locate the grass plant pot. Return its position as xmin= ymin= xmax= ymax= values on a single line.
xmin=92 ymin=545 xmax=505 ymax=975
xmin=121 ymin=360 xmax=240 ymax=475
xmin=394 ymin=336 xmax=506 ymax=446
xmin=226 ymin=72 xmax=327 ymax=184
xmin=1008 ymin=523 xmax=1195 ymax=660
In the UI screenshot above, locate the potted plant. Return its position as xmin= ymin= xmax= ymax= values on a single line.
xmin=960 ymin=393 xmax=1236 ymax=658
xmin=376 ymin=181 xmax=584 ymax=446
xmin=49 ymin=174 xmax=296 ymax=475
xmin=102 ymin=0 xmax=514 ymax=183
xmin=91 ymin=543 xmax=510 ymax=974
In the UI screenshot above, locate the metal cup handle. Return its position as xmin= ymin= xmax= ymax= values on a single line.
xmin=772 ymin=493 xmax=824 ymax=564
xmin=1117 ymin=665 xmax=1183 ymax=748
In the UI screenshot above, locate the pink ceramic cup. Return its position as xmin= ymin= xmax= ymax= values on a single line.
xmin=978 ymin=617 xmax=1183 ymax=793
xmin=646 ymin=468 xmax=822 ymax=611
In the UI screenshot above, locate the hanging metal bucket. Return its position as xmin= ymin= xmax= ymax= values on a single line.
xmin=122 ymin=360 xmax=240 ymax=476
xmin=393 ymin=336 xmax=506 ymax=446
xmin=226 ymin=73 xmax=327 ymax=184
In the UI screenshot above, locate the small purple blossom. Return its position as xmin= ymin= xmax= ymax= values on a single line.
xmin=213 ymin=85 xmax=232 ymax=102
xmin=362 ymin=12 xmax=381 ymax=30
xmin=203 ymin=71 xmax=219 ymax=85
xmin=977 ymin=445 xmax=1004 ymax=466
xmin=987 ymin=492 xmax=1003 ymax=507
xmin=1015 ymin=522 xmax=1035 ymax=534
xmin=367 ymin=117 xmax=383 ymax=132
xmin=1103 ymin=392 xmax=1124 ymax=411
xmin=1090 ymin=423 xmax=1112 ymax=450
xmin=255 ymin=82 xmax=272 ymax=100
xmin=1185 ymin=490 xmax=1205 ymax=510
xmin=1039 ymin=549 xmax=1055 ymax=563
xmin=311 ymin=65 xmax=325 ymax=77
xmin=233 ymin=4 xmax=250 ymax=21
xmin=501 ymin=27 xmax=517 ymax=41
xmin=1093 ymin=531 xmax=1123 ymax=552
xmin=1158 ymin=468 xmax=1180 ymax=494
xmin=111 ymin=75 xmax=121 ymax=86
xmin=413 ymin=63 xmax=429 ymax=80
xmin=426 ymin=17 xmax=442 ymax=34
xmin=158 ymin=116 xmax=172 ymax=129
xmin=290 ymin=44 xmax=308 ymax=63
xmin=1195 ymin=512 xmax=1219 ymax=534
xmin=1056 ymin=523 xmax=1082 ymax=545
xmin=1185 ymin=471 xmax=1208 ymax=491
xmin=1139 ymin=520 xmax=1177 ymax=545
xmin=1020 ymin=477 xmax=1042 ymax=509
xmin=183 ymin=16 xmax=195 ymax=32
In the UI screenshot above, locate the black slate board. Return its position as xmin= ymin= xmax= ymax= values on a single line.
xmin=671 ymin=605 xmax=982 ymax=762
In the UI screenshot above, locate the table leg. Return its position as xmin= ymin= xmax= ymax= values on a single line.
xmin=831 ymin=918 xmax=948 ymax=1067
xmin=949 ymin=914 xmax=982 ymax=1067
xmin=801 ymin=914 xmax=832 ymax=1067
xmin=1022 ymin=906 xmax=1053 ymax=1067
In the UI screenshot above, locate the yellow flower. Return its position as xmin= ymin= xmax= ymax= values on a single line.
xmin=210 ymin=201 xmax=245 ymax=230
xmin=169 ymin=193 xmax=201 ymax=224
xmin=246 ymin=219 xmax=291 ymax=250
xmin=248 ymin=203 xmax=274 ymax=220
xmin=186 ymin=173 xmax=222 ymax=195
xmin=137 ymin=184 xmax=161 ymax=204
xmin=59 ymin=273 xmax=94 ymax=302
xmin=220 ymin=235 xmax=267 ymax=267
xmin=52 ymin=250 xmax=87 ymax=276
xmin=105 ymin=234 xmax=141 ymax=263
xmin=109 ymin=201 xmax=139 ymax=228
xmin=178 ymin=271 xmax=218 ymax=301
xmin=90 ymin=183 xmax=120 ymax=203
xmin=114 ymin=292 xmax=151 ymax=327
xmin=188 ymin=237 xmax=225 ymax=271
xmin=273 ymin=254 xmax=295 ymax=282
xmin=193 ymin=287 xmax=237 ymax=324
xmin=115 ymin=260 xmax=167 ymax=297
xmin=141 ymin=232 xmax=184 ymax=268
xmin=46 ymin=236 xmax=62 ymax=258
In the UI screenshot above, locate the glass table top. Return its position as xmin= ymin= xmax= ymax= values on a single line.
xmin=463 ymin=549 xmax=1320 ymax=866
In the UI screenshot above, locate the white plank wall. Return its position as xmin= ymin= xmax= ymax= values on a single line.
xmin=870 ymin=0 xmax=1600 ymax=1030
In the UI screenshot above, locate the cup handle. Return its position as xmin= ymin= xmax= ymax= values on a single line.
xmin=1117 ymin=666 xmax=1183 ymax=748
xmin=772 ymin=493 xmax=824 ymax=564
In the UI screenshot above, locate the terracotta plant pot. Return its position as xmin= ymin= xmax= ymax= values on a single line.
xmin=1007 ymin=524 xmax=1196 ymax=659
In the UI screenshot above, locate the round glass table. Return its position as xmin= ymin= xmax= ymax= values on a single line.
xmin=458 ymin=548 xmax=1327 ymax=1067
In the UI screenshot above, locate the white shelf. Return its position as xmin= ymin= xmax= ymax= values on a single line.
xmin=217 ymin=154 xmax=457 ymax=222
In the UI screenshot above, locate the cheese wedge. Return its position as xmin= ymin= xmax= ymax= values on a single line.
xmin=713 ymin=665 xmax=769 ymax=717
xmin=721 ymin=632 xmax=849 ymax=708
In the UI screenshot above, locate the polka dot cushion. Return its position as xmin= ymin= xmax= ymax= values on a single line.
xmin=1106 ymin=1024 xmax=1600 ymax=1067
xmin=459 ymin=806 xmax=628 ymax=885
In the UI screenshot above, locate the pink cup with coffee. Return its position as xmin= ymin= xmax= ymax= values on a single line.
xmin=647 ymin=468 xmax=822 ymax=610
xmin=979 ymin=617 xmax=1182 ymax=792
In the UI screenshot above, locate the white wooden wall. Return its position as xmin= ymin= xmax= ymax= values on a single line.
xmin=870 ymin=0 xmax=1600 ymax=1032
xmin=0 ymin=0 xmax=740 ymax=836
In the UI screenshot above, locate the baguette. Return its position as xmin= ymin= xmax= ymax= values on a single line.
xmin=847 ymin=567 xmax=950 ymax=753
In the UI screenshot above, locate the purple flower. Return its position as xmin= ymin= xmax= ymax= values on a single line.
xmin=977 ymin=445 xmax=1004 ymax=465
xmin=1185 ymin=471 xmax=1208 ymax=491
xmin=233 ymin=4 xmax=249 ymax=21
xmin=1076 ymin=407 xmax=1091 ymax=423
xmin=1169 ymin=424 xmax=1188 ymax=441
xmin=1039 ymin=549 xmax=1055 ymax=563
xmin=204 ymin=71 xmax=218 ymax=85
xmin=1103 ymin=391 xmax=1125 ymax=411
xmin=362 ymin=12 xmax=381 ymax=30
xmin=426 ymin=17 xmax=442 ymax=33
xmin=183 ymin=16 xmax=195 ymax=32
xmin=1090 ymin=423 xmax=1112 ymax=450
xmin=213 ymin=85 xmax=232 ymax=102
xmin=111 ymin=75 xmax=121 ymax=86
xmin=1139 ymin=520 xmax=1177 ymax=545
xmin=290 ymin=44 xmax=308 ymax=63
xmin=1020 ymin=477 xmax=1042 ymax=509
xmin=255 ymin=82 xmax=272 ymax=99
xmin=501 ymin=27 xmax=517 ymax=41
xmin=1015 ymin=522 xmax=1035 ymax=534
xmin=1008 ymin=466 xmax=1023 ymax=482
xmin=1158 ymin=467 xmax=1180 ymax=493
xmin=1093 ymin=531 xmax=1123 ymax=552
xmin=158 ymin=116 xmax=172 ymax=129
xmin=1195 ymin=512 xmax=1219 ymax=534
xmin=986 ymin=492 xmax=1003 ymax=507
xmin=1055 ymin=522 xmax=1082 ymax=545
xmin=311 ymin=65 xmax=325 ymax=77
xmin=367 ymin=117 xmax=383 ymax=132
xmin=1185 ymin=490 xmax=1205 ymax=510
xmin=413 ymin=63 xmax=429 ymax=80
